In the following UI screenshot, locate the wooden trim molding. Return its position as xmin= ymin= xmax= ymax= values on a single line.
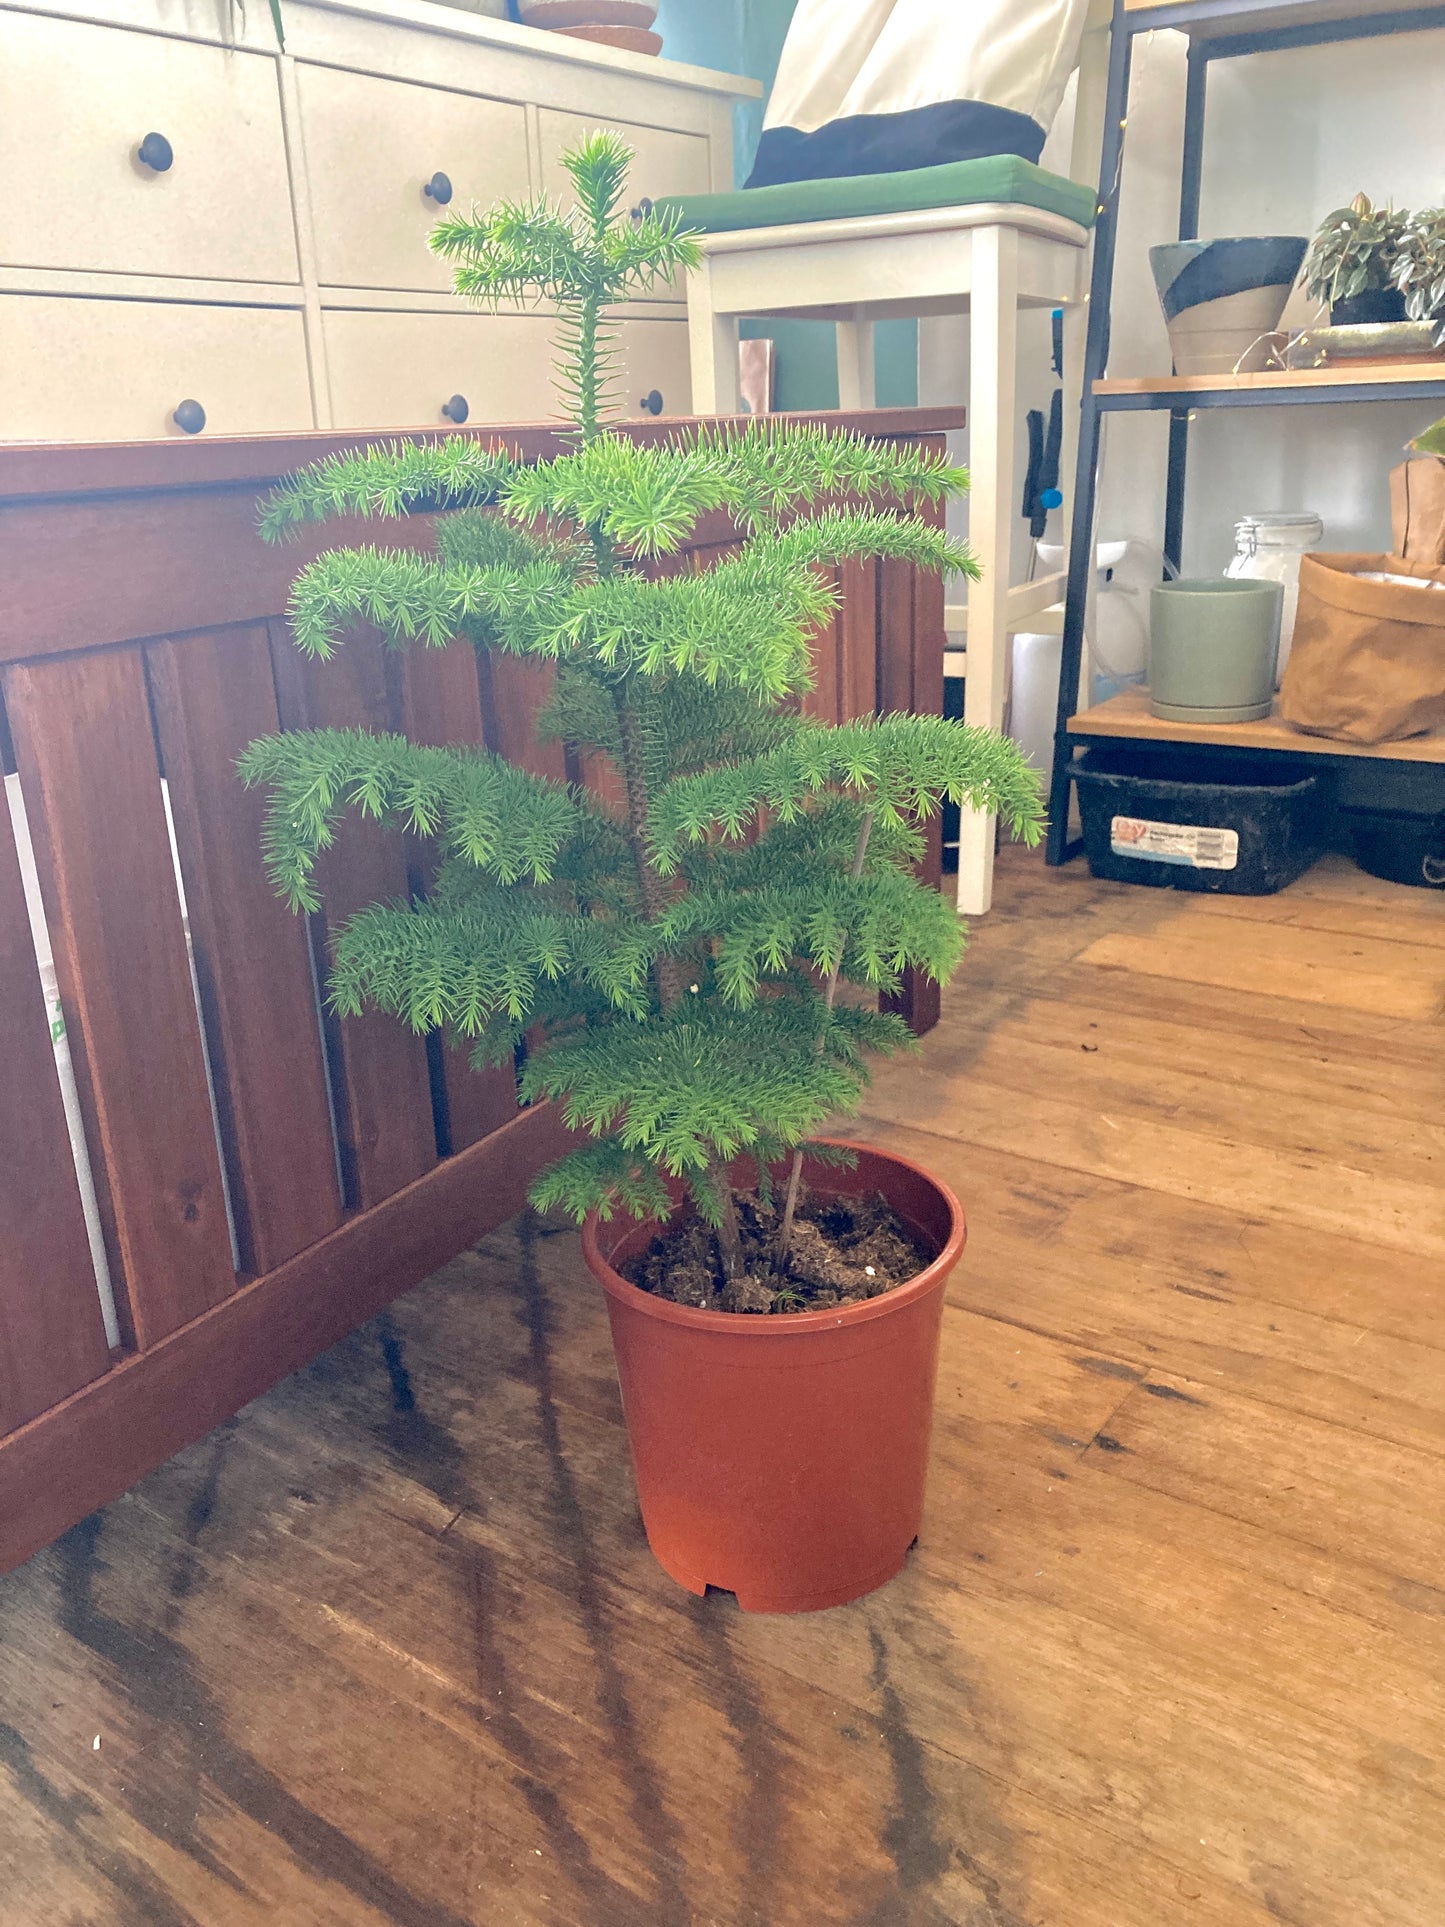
xmin=0 ymin=408 xmax=968 ymax=504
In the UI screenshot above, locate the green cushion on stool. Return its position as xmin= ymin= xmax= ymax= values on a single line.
xmin=658 ymin=155 xmax=1097 ymax=237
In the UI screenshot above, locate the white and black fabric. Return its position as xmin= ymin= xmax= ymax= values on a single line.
xmin=747 ymin=0 xmax=1091 ymax=189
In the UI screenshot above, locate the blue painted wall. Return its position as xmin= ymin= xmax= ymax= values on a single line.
xmin=652 ymin=0 xmax=919 ymax=410
xmin=652 ymin=0 xmax=747 ymax=102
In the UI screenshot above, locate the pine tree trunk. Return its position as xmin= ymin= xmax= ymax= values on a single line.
xmin=774 ymin=811 xmax=874 ymax=1269
xmin=713 ymin=1184 xmax=745 ymax=1280
xmin=610 ymin=680 xmax=745 ymax=1277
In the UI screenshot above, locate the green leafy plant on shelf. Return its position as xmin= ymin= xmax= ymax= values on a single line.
xmin=240 ymin=132 xmax=1042 ymax=1279
xmin=1394 ymin=207 xmax=1445 ymax=345
xmin=1300 ymin=193 xmax=1408 ymax=313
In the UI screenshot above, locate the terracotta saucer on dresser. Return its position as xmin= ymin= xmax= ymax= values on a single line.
xmin=556 ymin=24 xmax=662 ymax=51
xmin=516 ymin=0 xmax=658 ymax=26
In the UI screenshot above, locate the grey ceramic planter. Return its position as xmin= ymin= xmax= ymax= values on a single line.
xmin=1150 ymin=237 xmax=1307 ymax=376
xmin=1148 ymin=578 xmax=1284 ymax=723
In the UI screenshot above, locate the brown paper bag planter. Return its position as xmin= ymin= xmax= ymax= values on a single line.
xmin=1280 ymin=552 xmax=1445 ymax=745
xmin=1390 ymin=459 xmax=1445 ymax=566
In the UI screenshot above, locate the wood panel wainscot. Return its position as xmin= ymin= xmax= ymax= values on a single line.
xmin=0 ymin=408 xmax=961 ymax=1572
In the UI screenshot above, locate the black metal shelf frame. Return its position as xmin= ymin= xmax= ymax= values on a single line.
xmin=1044 ymin=0 xmax=1445 ymax=864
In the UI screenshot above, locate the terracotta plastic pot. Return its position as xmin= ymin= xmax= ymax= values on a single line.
xmin=582 ymin=1141 xmax=965 ymax=1613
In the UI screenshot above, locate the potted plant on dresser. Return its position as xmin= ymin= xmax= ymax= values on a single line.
xmin=515 ymin=2 xmax=662 ymax=55
xmin=244 ymin=133 xmax=1041 ymax=1614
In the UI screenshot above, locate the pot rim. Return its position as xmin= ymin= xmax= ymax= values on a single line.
xmin=1148 ymin=235 xmax=1308 ymax=261
xmin=580 ymin=1136 xmax=966 ymax=1335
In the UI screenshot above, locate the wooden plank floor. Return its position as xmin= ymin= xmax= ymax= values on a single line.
xmin=2 ymin=847 xmax=1443 ymax=1927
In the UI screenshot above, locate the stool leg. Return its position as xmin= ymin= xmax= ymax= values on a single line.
xmin=686 ymin=266 xmax=741 ymax=415
xmin=835 ymin=313 xmax=876 ymax=411
xmin=957 ymin=224 xmax=1019 ymax=918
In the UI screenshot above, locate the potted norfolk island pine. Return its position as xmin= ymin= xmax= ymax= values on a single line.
xmin=243 ymin=134 xmax=1042 ymax=1613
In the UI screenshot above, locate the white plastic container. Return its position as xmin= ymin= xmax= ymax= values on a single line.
xmin=1009 ymin=630 xmax=1064 ymax=776
xmin=1036 ymin=538 xmax=1153 ymax=693
xmin=1225 ymin=511 xmax=1324 ymax=685
xmin=1009 ymin=541 xmax=1155 ymax=774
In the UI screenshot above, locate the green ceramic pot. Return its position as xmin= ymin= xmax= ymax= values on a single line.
xmin=1148 ymin=578 xmax=1283 ymax=723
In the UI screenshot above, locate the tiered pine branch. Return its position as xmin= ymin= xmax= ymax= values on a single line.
xmin=244 ymin=130 xmax=1043 ymax=1281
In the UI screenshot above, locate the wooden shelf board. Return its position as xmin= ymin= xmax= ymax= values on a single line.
xmin=1123 ymin=0 xmax=1445 ymax=38
xmin=1067 ymin=686 xmax=1445 ymax=764
xmin=1095 ymin=362 xmax=1445 ymax=399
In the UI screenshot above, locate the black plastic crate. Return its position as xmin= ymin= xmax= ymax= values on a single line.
xmin=1073 ymin=746 xmax=1327 ymax=895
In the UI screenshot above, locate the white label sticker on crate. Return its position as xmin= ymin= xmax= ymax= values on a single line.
xmin=1110 ymin=815 xmax=1239 ymax=870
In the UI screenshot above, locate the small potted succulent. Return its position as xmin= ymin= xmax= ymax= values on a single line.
xmin=1393 ymin=207 xmax=1445 ymax=346
xmin=1300 ymin=193 xmax=1408 ymax=324
xmin=243 ymin=133 xmax=1041 ymax=1615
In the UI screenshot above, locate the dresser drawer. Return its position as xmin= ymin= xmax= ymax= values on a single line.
xmin=323 ymin=310 xmax=697 ymax=431
xmin=539 ymin=111 xmax=710 ymax=300
xmin=0 ymin=14 xmax=297 ymax=285
xmin=321 ymin=311 xmax=691 ymax=431
xmin=322 ymin=311 xmax=559 ymax=428
xmin=298 ymin=67 xmax=531 ymax=294
xmin=539 ymin=111 xmax=712 ymax=208
xmin=0 ymin=297 xmax=313 ymax=441
xmin=615 ymin=320 xmax=693 ymax=419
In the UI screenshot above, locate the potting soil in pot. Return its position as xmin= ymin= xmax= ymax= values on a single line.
xmin=623 ymin=1186 xmax=932 ymax=1315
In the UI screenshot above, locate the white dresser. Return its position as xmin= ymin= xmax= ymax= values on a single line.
xmin=0 ymin=0 xmax=757 ymax=439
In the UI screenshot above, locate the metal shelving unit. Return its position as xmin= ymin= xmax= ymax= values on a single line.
xmin=1045 ymin=0 xmax=1445 ymax=864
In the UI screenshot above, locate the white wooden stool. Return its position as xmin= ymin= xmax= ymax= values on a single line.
xmin=684 ymin=201 xmax=1090 ymax=913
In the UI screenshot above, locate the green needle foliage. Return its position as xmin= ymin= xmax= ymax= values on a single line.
xmin=241 ymin=130 xmax=1043 ymax=1274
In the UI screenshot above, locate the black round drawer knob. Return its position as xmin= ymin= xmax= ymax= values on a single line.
xmin=137 ymin=132 xmax=174 ymax=173
xmin=639 ymin=389 xmax=664 ymax=416
xmin=424 ymin=172 xmax=453 ymax=206
xmin=172 ymin=399 xmax=206 ymax=435
xmin=441 ymin=394 xmax=469 ymax=424
xmin=630 ymin=196 xmax=654 ymax=223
